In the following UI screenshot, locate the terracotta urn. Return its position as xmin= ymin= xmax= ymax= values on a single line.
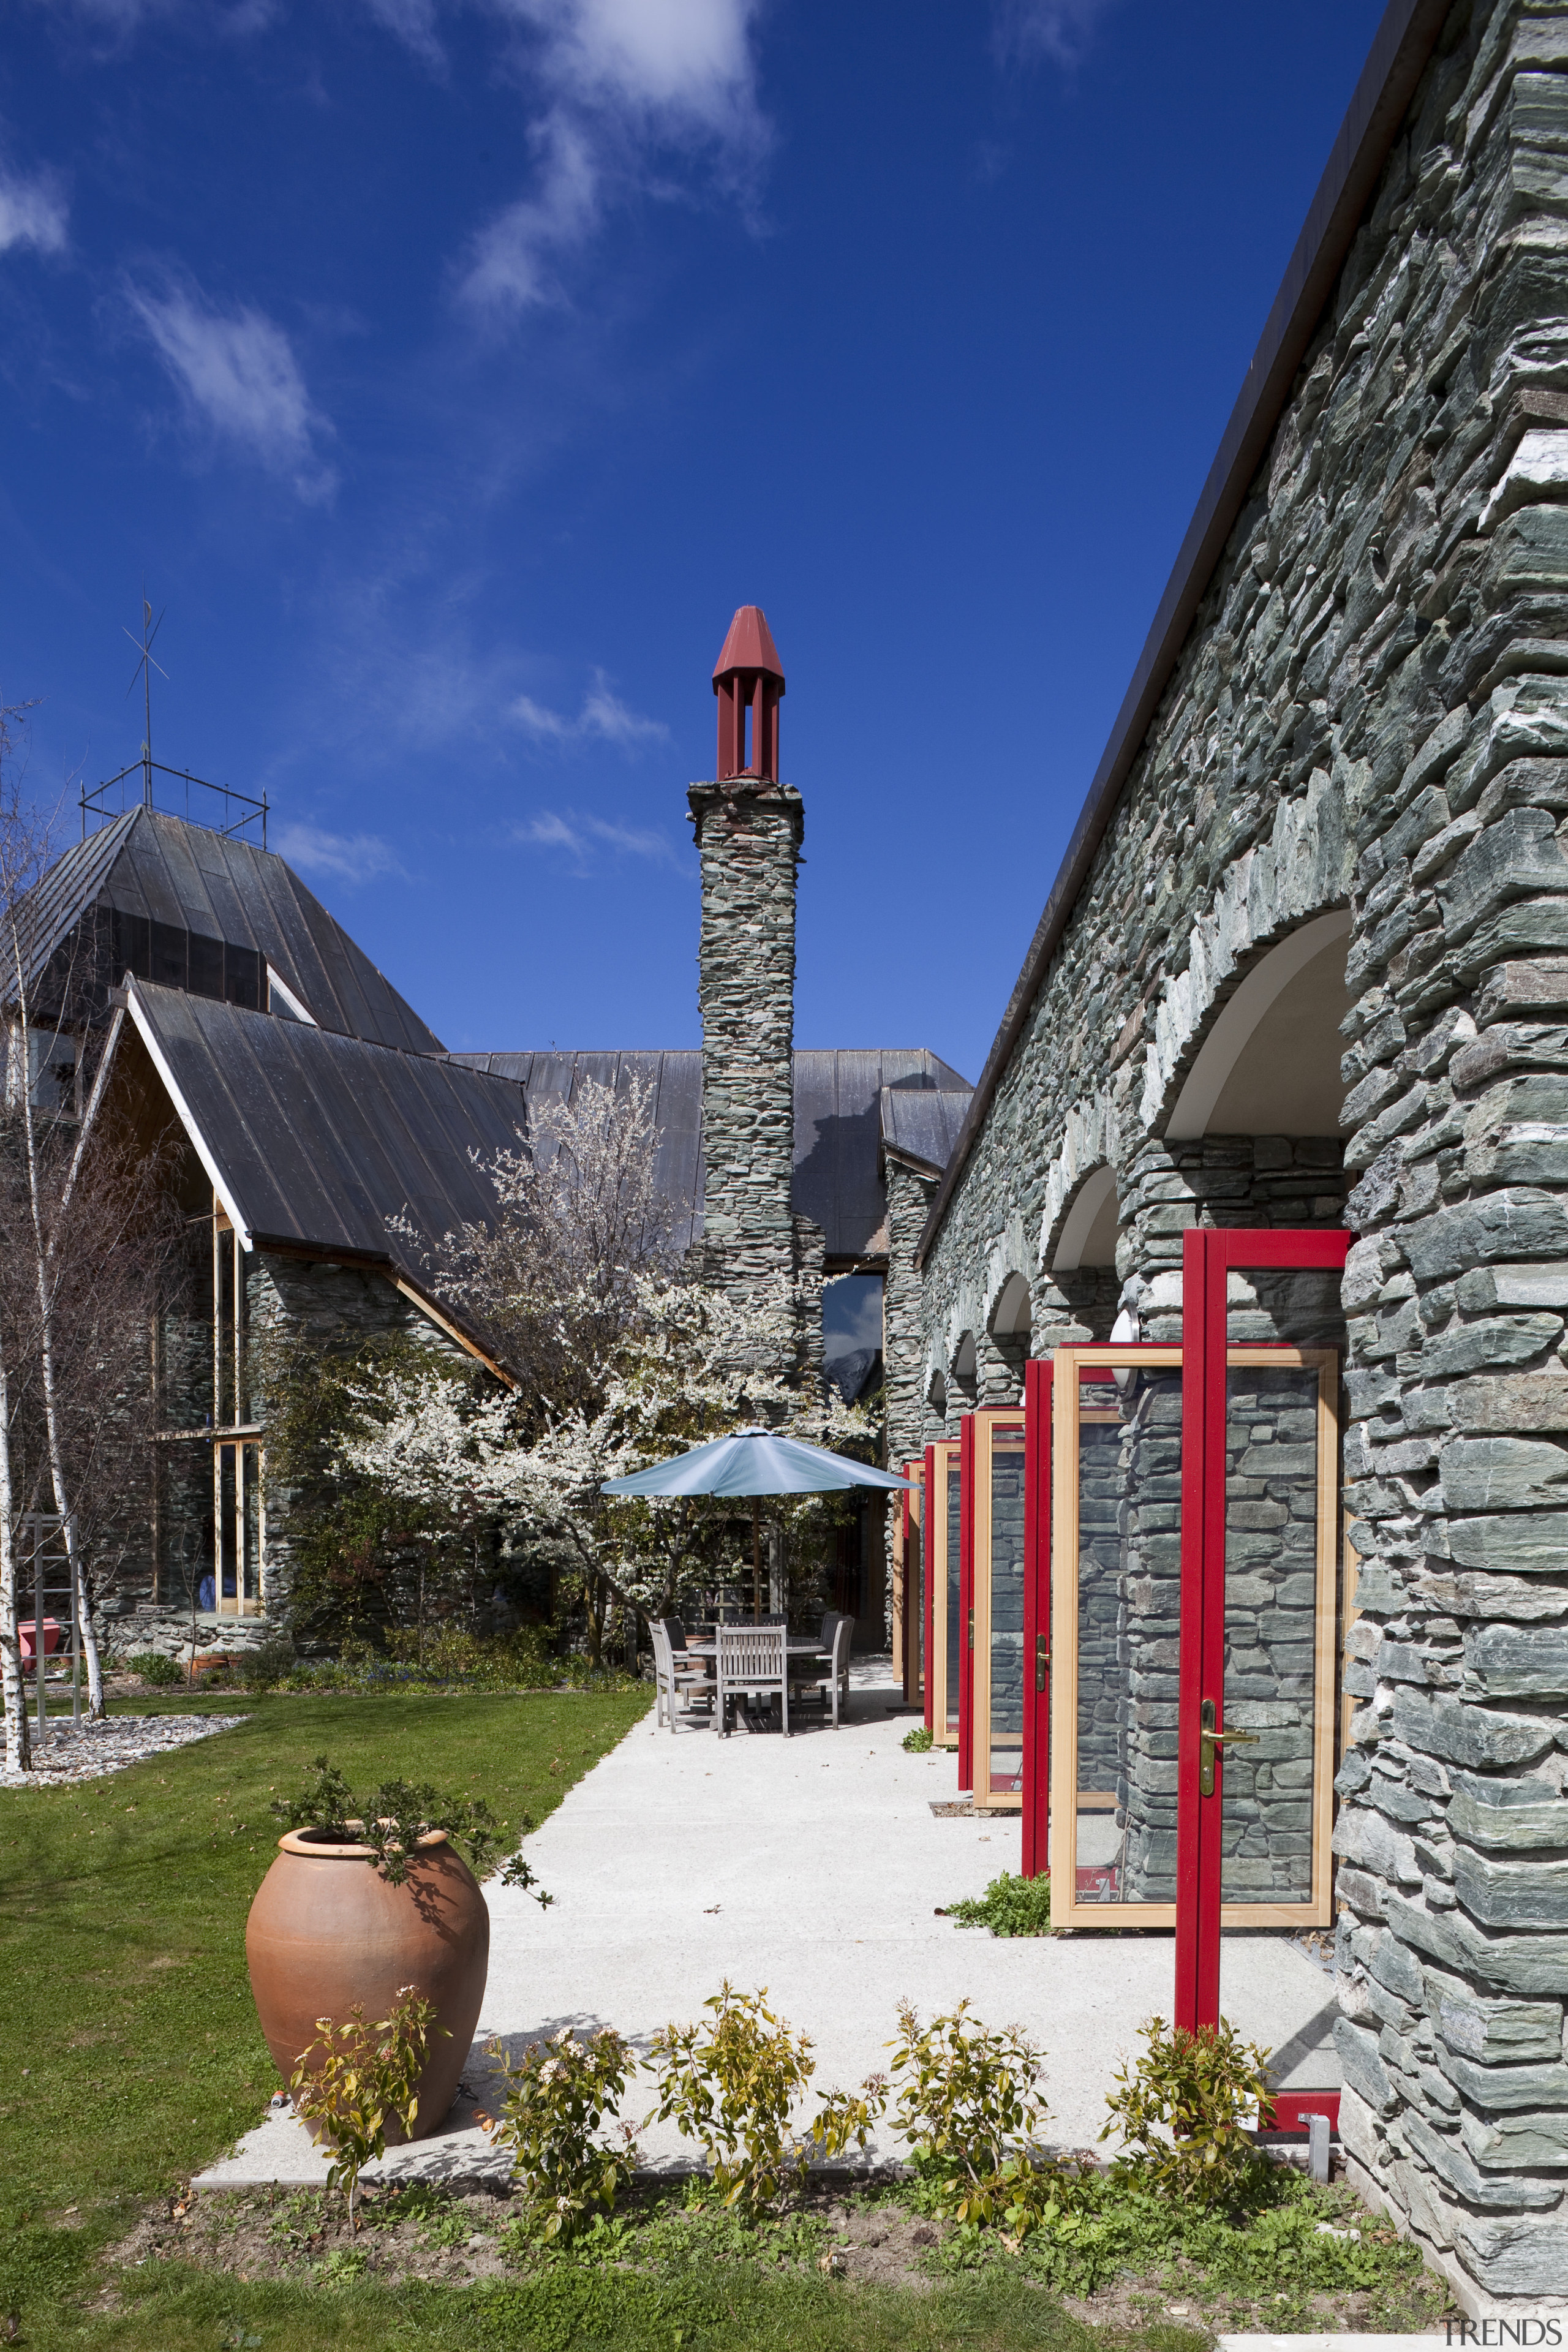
xmin=246 ymin=1827 xmax=490 ymax=2144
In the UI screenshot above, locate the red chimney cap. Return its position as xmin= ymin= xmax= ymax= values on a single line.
xmin=712 ymin=605 xmax=785 ymax=692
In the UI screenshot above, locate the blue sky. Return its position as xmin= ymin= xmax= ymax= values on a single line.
xmin=2 ymin=0 xmax=1385 ymax=1076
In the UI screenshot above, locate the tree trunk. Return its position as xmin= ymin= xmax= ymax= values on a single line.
xmin=10 ymin=927 xmax=109 ymax=1714
xmin=0 ymin=1349 xmax=29 ymax=1772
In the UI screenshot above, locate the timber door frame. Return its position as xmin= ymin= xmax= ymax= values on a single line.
xmin=1022 ymin=1358 xmax=1051 ymax=1878
xmin=1175 ymin=1225 xmax=1350 ymax=2027
xmin=926 ymin=1438 xmax=962 ymax=1749
xmin=1049 ymin=1342 xmax=1340 ymax=1933
xmin=970 ymin=1408 xmax=1027 ymax=1812
xmin=899 ymin=1458 xmax=925 ymax=1706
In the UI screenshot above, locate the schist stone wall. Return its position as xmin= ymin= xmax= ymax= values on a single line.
xmin=910 ymin=0 xmax=1568 ymax=2307
xmin=687 ymin=774 xmax=825 ymax=1376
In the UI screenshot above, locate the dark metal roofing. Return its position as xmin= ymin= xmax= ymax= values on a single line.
xmin=879 ymin=1086 xmax=973 ymax=1180
xmin=915 ymin=0 xmax=1449 ymax=1266
xmin=21 ymin=809 xmax=442 ymax=1056
xmin=128 ymin=981 xmax=522 ymax=1281
xmin=454 ymin=1047 xmax=971 ymax=1260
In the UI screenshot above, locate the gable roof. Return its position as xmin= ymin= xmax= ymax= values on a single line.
xmin=21 ymin=808 xmax=442 ymax=1055
xmin=126 ymin=979 xmax=521 ymax=1326
xmin=453 ymin=1046 xmax=971 ymax=1260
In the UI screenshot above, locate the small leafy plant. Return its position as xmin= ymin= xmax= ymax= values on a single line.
xmin=900 ymin=1724 xmax=934 ymax=1752
xmin=942 ymin=1871 xmax=1052 ymax=1937
xmin=647 ymin=1984 xmax=886 ymax=2212
xmin=126 ymin=1650 xmax=183 ymax=1687
xmin=269 ymin=1752 xmax=548 ymax=1899
xmin=288 ymin=1986 xmax=443 ymax=2229
xmin=481 ymin=2027 xmax=640 ymax=2242
xmin=1101 ymin=2013 xmax=1272 ymax=2209
xmin=886 ymin=1999 xmax=1074 ymax=2232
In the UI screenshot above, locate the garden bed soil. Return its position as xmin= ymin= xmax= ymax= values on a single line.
xmin=97 ymin=2177 xmax=1457 ymax=2334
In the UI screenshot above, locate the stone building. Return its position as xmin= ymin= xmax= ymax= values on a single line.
xmin=900 ymin=0 xmax=1568 ymax=2309
xmin=16 ymin=613 xmax=968 ymax=1651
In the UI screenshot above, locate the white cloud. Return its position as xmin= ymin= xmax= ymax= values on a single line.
xmin=454 ymin=0 xmax=766 ymax=321
xmin=126 ymin=277 xmax=336 ymax=500
xmin=516 ymin=807 xmax=680 ymax=870
xmin=274 ymin=821 xmax=403 ymax=886
xmin=358 ymin=0 xmax=445 ymax=68
xmin=0 ymin=163 xmax=69 ymax=257
xmin=993 ymin=0 xmax=1120 ymax=67
xmin=509 ymin=668 xmax=668 ymax=748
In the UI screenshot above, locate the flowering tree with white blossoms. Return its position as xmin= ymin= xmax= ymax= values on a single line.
xmin=339 ymin=1273 xmax=875 ymax=1660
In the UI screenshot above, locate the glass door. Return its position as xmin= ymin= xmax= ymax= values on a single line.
xmin=1175 ymin=1225 xmax=1349 ymax=2028
xmin=1021 ymin=1359 xmax=1051 ymax=1878
xmin=899 ymin=1458 xmax=925 ymax=1707
xmin=1048 ymin=1344 xmax=1340 ymax=1932
xmin=970 ymin=1410 xmax=1027 ymax=1809
xmin=924 ymin=1438 xmax=962 ymax=1750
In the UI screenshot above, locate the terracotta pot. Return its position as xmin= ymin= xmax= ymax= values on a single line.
xmin=245 ymin=1828 xmax=490 ymax=2145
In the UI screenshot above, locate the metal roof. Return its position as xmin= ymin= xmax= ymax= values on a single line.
xmin=127 ymin=980 xmax=522 ymax=1282
xmin=915 ymin=0 xmax=1448 ymax=1264
xmin=20 ymin=808 xmax=442 ymax=1055
xmin=454 ymin=1047 xmax=971 ymax=1260
xmin=878 ymin=1085 xmax=973 ymax=1180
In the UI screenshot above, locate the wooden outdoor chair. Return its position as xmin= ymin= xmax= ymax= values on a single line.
xmin=813 ymin=1612 xmax=855 ymax=1727
xmin=652 ymin=1619 xmax=710 ymax=1730
xmin=714 ymin=1623 xmax=788 ymax=1736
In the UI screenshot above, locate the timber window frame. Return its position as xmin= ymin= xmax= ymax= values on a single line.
xmin=925 ymin=1438 xmax=961 ymax=1749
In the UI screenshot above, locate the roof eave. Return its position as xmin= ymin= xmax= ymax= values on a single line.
xmin=913 ymin=0 xmax=1449 ymax=1270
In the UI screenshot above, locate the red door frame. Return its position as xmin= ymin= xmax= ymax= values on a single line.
xmin=1022 ymin=1357 xmax=1051 ymax=1879
xmin=1174 ymin=1225 xmax=1351 ymax=2033
xmin=901 ymin=1461 xmax=924 ymax=1707
xmin=958 ymin=1412 xmax=976 ymax=1794
xmin=922 ymin=1443 xmax=937 ymax=1733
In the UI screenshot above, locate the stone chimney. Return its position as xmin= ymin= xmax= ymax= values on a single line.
xmin=688 ymin=608 xmax=816 ymax=1369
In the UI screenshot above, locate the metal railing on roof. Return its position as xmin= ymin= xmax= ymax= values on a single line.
xmin=81 ymin=758 xmax=268 ymax=848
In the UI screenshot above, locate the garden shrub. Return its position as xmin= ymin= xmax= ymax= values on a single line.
xmin=943 ymin=1871 xmax=1051 ymax=1937
xmin=900 ymin=1724 xmax=933 ymax=1752
xmin=1101 ymin=2015 xmax=1272 ymax=2209
xmin=886 ymin=1999 xmax=1081 ymax=2234
xmin=268 ymin=1751 xmax=548 ymax=1898
xmin=126 ymin=1649 xmax=182 ymax=1687
xmin=237 ymin=1635 xmax=295 ymax=1691
xmin=482 ymin=2026 xmax=639 ymax=2241
xmin=288 ymin=1986 xmax=443 ymax=2228
xmin=647 ymin=1983 xmax=885 ymax=2212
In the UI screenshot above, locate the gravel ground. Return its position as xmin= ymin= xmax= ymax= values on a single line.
xmin=0 ymin=1709 xmax=249 ymax=1785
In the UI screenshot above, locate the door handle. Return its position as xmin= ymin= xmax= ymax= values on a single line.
xmin=1199 ymin=1696 xmax=1257 ymax=1796
xmin=1035 ymin=1634 xmax=1049 ymax=1692
xmin=967 ymin=1608 xmax=974 ymax=1652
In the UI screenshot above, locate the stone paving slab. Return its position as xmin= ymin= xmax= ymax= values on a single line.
xmin=198 ymin=1663 xmax=1339 ymax=2191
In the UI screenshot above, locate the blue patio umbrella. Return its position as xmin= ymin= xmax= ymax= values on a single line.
xmin=602 ymin=1426 xmax=916 ymax=1618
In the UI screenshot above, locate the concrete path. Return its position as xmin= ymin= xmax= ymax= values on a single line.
xmin=198 ymin=1659 xmax=1340 ymax=2192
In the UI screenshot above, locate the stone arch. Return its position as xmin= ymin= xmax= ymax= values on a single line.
xmin=1139 ymin=767 xmax=1351 ymax=1136
xmin=984 ymin=1268 xmax=1033 ymax=1400
xmin=1165 ymin=908 xmax=1353 ymax=1139
xmin=1038 ymin=1159 xmax=1122 ymax=1344
xmin=1037 ymin=1092 xmax=1118 ymax=1272
xmin=950 ymin=1330 xmax=978 ymax=1416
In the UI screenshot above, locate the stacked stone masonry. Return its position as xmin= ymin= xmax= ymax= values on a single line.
xmin=905 ymin=0 xmax=1568 ymax=2306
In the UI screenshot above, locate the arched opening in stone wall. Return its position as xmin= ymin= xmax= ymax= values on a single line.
xmin=1050 ymin=1162 xmax=1121 ymax=1340
xmin=951 ymin=1332 xmax=978 ymax=1423
xmin=989 ymin=1270 xmax=1032 ymax=1393
xmin=1060 ymin=911 xmax=1356 ymax=1955
xmin=1167 ymin=910 xmax=1353 ymax=1142
xmin=924 ymin=1368 xmax=947 ymax=1447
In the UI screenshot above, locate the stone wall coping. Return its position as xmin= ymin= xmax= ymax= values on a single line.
xmin=913 ymin=0 xmax=1448 ymax=1270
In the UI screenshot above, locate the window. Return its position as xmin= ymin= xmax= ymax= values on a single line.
xmin=28 ymin=1028 xmax=78 ymax=1116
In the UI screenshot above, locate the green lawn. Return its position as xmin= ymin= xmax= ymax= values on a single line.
xmin=0 ymin=1691 xmax=647 ymax=2231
